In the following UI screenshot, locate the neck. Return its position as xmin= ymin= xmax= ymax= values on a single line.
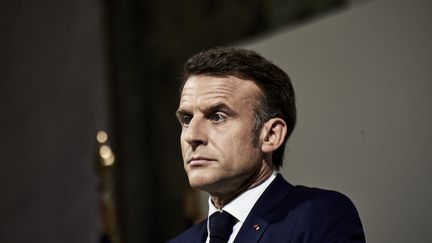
xmin=210 ymin=163 xmax=274 ymax=209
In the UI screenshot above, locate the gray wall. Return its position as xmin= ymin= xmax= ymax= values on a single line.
xmin=0 ymin=1 xmax=108 ymax=242
xmin=245 ymin=0 xmax=432 ymax=242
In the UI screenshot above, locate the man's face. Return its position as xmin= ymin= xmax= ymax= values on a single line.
xmin=177 ymin=75 xmax=266 ymax=195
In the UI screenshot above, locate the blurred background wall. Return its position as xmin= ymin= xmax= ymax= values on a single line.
xmin=1 ymin=0 xmax=430 ymax=243
xmin=0 ymin=0 xmax=109 ymax=243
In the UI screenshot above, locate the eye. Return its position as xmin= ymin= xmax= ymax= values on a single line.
xmin=210 ymin=113 xmax=226 ymax=123
xmin=180 ymin=115 xmax=192 ymax=126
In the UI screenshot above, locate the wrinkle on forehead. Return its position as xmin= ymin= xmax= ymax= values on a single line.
xmin=179 ymin=75 xmax=260 ymax=107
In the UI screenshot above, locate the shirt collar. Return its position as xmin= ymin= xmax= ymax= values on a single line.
xmin=208 ymin=171 xmax=277 ymax=223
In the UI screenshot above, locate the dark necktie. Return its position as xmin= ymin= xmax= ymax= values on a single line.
xmin=209 ymin=211 xmax=237 ymax=243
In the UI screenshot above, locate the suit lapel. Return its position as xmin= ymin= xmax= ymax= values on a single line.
xmin=233 ymin=214 xmax=269 ymax=243
xmin=233 ymin=174 xmax=293 ymax=243
xmin=183 ymin=219 xmax=208 ymax=243
xmin=197 ymin=220 xmax=208 ymax=243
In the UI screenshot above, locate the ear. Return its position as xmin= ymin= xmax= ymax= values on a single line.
xmin=260 ymin=118 xmax=288 ymax=153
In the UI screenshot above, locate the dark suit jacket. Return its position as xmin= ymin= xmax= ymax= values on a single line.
xmin=168 ymin=174 xmax=365 ymax=243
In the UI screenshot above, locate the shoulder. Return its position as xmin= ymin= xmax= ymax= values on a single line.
xmin=288 ymin=185 xmax=358 ymax=211
xmin=264 ymin=174 xmax=361 ymax=217
xmin=166 ymin=219 xmax=207 ymax=243
xmin=276 ymin=185 xmax=365 ymax=242
xmin=288 ymin=185 xmax=360 ymax=218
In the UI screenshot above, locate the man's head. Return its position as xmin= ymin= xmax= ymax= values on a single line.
xmin=176 ymin=47 xmax=296 ymax=202
xmin=180 ymin=47 xmax=296 ymax=168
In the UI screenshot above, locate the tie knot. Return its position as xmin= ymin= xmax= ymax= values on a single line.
xmin=209 ymin=211 xmax=237 ymax=243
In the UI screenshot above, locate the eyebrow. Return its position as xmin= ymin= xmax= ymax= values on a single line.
xmin=176 ymin=102 xmax=236 ymax=119
xmin=202 ymin=103 xmax=234 ymax=115
xmin=175 ymin=108 xmax=190 ymax=120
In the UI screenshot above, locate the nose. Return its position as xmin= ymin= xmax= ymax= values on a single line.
xmin=184 ymin=116 xmax=207 ymax=150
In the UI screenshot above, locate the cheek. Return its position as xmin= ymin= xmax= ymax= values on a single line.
xmin=179 ymin=132 xmax=188 ymax=158
xmin=222 ymin=127 xmax=255 ymax=162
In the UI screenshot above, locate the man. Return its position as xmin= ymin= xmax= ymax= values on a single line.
xmin=169 ymin=47 xmax=365 ymax=243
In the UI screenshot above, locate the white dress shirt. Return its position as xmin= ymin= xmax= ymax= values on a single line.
xmin=205 ymin=171 xmax=277 ymax=243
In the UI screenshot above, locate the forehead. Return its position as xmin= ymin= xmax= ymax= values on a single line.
xmin=179 ymin=75 xmax=261 ymax=107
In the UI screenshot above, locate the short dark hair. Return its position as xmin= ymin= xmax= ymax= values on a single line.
xmin=180 ymin=47 xmax=296 ymax=169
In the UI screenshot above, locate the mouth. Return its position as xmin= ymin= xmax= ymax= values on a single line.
xmin=187 ymin=156 xmax=216 ymax=167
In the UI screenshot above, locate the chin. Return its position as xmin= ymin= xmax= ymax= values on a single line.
xmin=187 ymin=173 xmax=221 ymax=192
